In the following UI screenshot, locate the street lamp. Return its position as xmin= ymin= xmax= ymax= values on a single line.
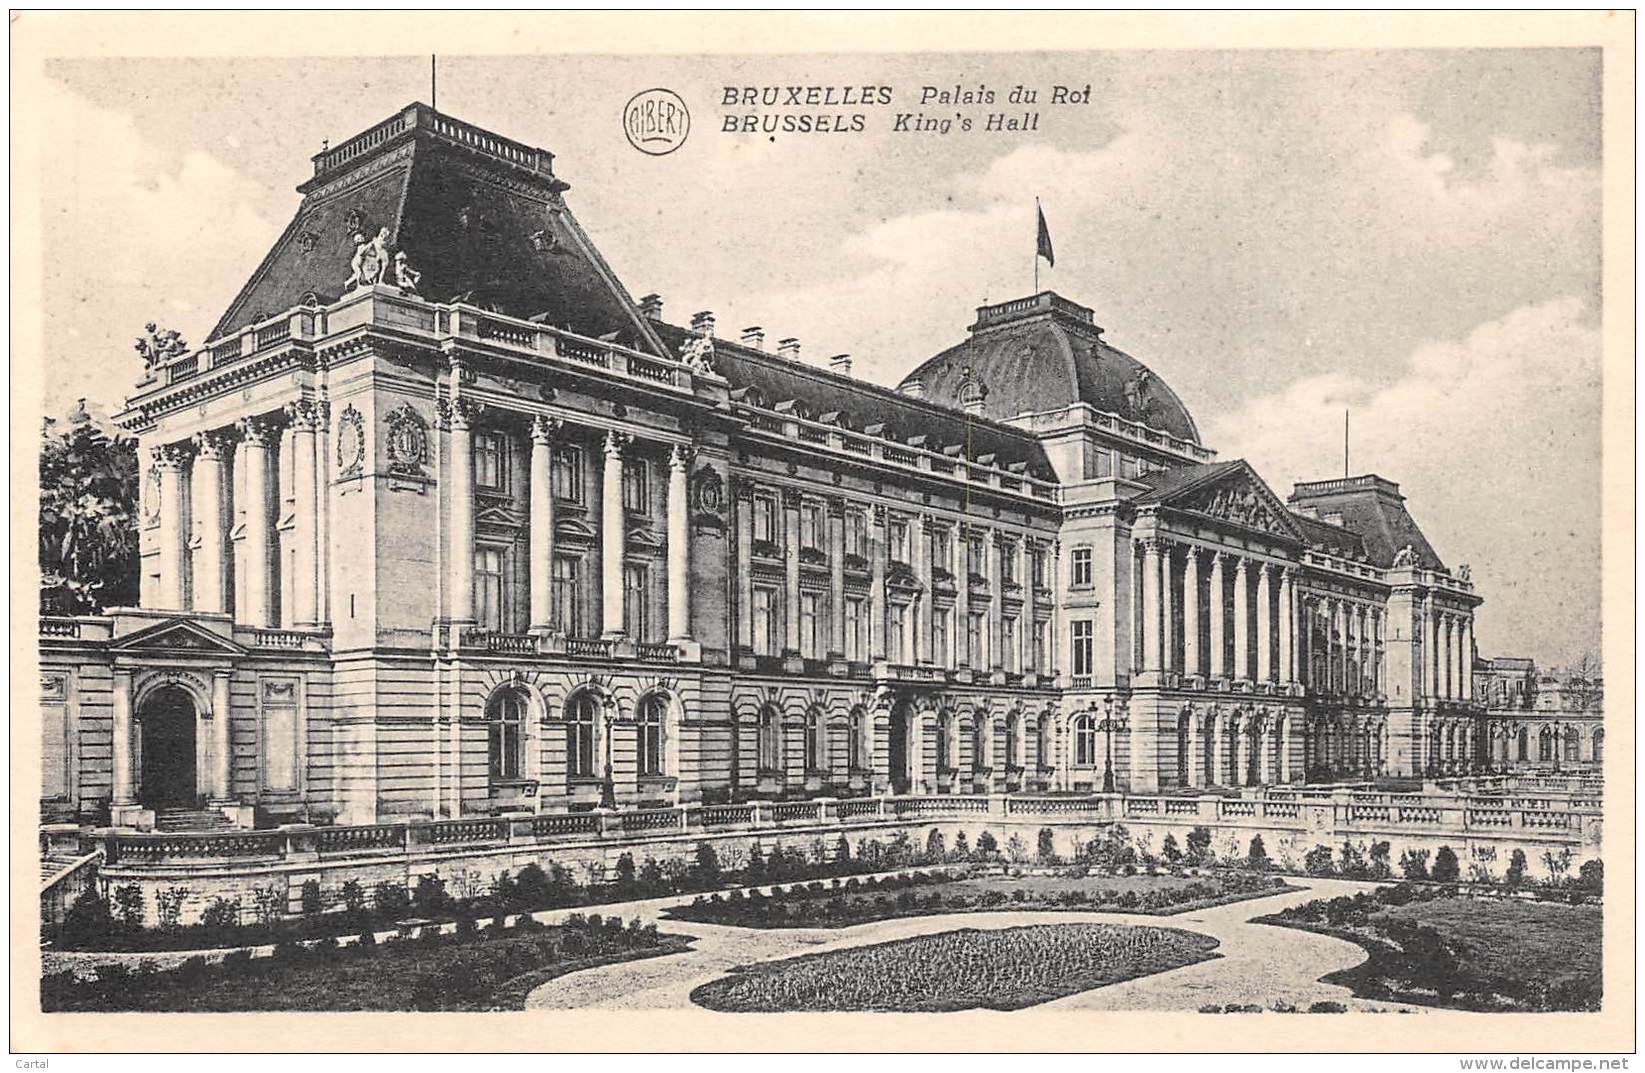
xmin=1092 ymin=700 xmax=1128 ymax=794
xmin=600 ymin=695 xmax=618 ymax=810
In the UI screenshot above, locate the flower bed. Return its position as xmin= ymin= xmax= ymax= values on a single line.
xmin=690 ymin=923 xmax=1220 ymax=1012
xmin=1256 ymin=882 xmax=1602 ymax=1012
xmin=667 ymin=868 xmax=1294 ymax=929
xmin=41 ymin=912 xmax=689 ymax=1012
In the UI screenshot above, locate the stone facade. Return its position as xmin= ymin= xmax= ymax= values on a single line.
xmin=1474 ymin=657 xmax=1604 ymax=771
xmin=39 ymin=103 xmax=1492 ymax=832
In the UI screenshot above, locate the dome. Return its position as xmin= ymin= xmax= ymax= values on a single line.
xmin=897 ymin=291 xmax=1201 ymax=444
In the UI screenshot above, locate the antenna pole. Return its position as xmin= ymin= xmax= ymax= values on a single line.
xmin=431 ymin=55 xmax=437 ymax=111
xmin=1344 ymin=408 xmax=1350 ymax=477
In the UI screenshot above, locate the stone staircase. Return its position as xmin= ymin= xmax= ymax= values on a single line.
xmin=40 ymin=854 xmax=83 ymax=881
xmin=154 ymin=808 xmax=235 ymax=832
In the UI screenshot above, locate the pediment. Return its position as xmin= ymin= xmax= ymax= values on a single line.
xmin=111 ymin=618 xmax=247 ymax=656
xmin=1169 ymin=464 xmax=1304 ymax=541
xmin=555 ymin=517 xmax=597 ymax=546
xmin=476 ymin=503 xmax=526 ymax=530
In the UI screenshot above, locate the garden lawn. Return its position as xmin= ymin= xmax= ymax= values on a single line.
xmin=690 ymin=923 xmax=1220 ymax=1012
xmin=42 ymin=917 xmax=691 ymax=1012
xmin=1372 ymin=896 xmax=1601 ymax=991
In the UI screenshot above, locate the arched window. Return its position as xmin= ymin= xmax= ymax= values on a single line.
xmin=1564 ymin=727 xmax=1580 ymax=762
xmin=848 ymin=707 xmax=865 ymax=772
xmin=1074 ymin=714 xmax=1097 ymax=767
xmin=936 ymin=713 xmax=953 ymax=771
xmin=973 ymin=719 xmax=989 ymax=772
xmin=1037 ymin=717 xmax=1053 ymax=769
xmin=1592 ymin=729 xmax=1604 ymax=763
xmin=1538 ymin=725 xmax=1555 ymax=762
xmin=487 ymin=688 xmax=528 ymax=781
xmin=1006 ymin=713 xmax=1021 ymax=768
xmin=1516 ymin=726 xmax=1529 ymax=761
xmin=759 ymin=705 xmax=783 ymax=773
xmin=804 ymin=707 xmax=827 ymax=773
xmin=566 ymin=692 xmax=599 ymax=779
xmin=637 ymin=694 xmax=667 ymax=777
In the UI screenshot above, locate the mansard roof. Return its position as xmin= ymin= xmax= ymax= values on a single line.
xmin=648 ymin=321 xmax=1058 ymax=481
xmin=1288 ymin=474 xmax=1447 ymax=571
xmin=209 ymin=103 xmax=667 ymax=356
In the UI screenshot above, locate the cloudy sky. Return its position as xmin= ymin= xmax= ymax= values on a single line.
xmin=39 ymin=50 xmax=1602 ymax=665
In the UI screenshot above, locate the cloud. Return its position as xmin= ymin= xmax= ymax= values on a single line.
xmin=38 ymin=80 xmax=279 ymax=415
xmin=1204 ymin=297 xmax=1602 ymax=665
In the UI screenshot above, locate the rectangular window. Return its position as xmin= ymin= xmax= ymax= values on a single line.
xmin=968 ymin=535 xmax=986 ymax=577
xmin=623 ymin=459 xmax=650 ymax=515
xmin=1072 ymin=620 xmax=1094 ymax=677
xmin=932 ymin=530 xmax=952 ymax=573
xmin=551 ymin=556 xmax=581 ymax=635
xmin=1002 ymin=616 xmax=1017 ymax=672
xmin=932 ymin=608 xmax=951 ymax=667
xmin=1121 ymin=456 xmax=1141 ymax=480
xmin=624 ymin=563 xmax=649 ymax=640
xmin=966 ymin=611 xmax=984 ymax=668
xmin=1000 ymin=543 xmax=1017 ymax=586
xmin=1033 ymin=620 xmax=1048 ymax=673
xmin=473 ymin=431 xmax=506 ymax=491
xmin=475 ymin=546 xmax=505 ymax=631
xmin=888 ymin=604 xmax=908 ymax=663
xmin=889 ymin=519 xmax=909 ymax=563
xmin=754 ymin=496 xmax=777 ymax=544
xmin=752 ymin=588 xmax=777 ymax=656
xmin=844 ymin=597 xmax=865 ymax=661
xmin=1031 ymin=548 xmax=1047 ymax=589
xmin=846 ymin=512 xmax=867 ymax=557
xmin=1094 ymin=450 xmax=1113 ymax=478
xmin=1072 ymin=547 xmax=1094 ymax=587
xmin=800 ymin=502 xmax=823 ymax=550
xmin=552 ymin=446 xmax=583 ymax=503
xmin=799 ymin=592 xmax=824 ymax=658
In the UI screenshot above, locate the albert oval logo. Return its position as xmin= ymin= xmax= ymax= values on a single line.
xmin=624 ymin=88 xmax=690 ymax=155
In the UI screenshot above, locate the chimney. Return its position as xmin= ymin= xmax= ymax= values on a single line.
xmin=900 ymin=376 xmax=925 ymax=399
xmin=741 ymin=325 xmax=766 ymax=350
xmin=689 ymin=310 xmax=716 ymax=337
xmin=777 ymin=337 xmax=801 ymax=361
xmin=638 ymin=293 xmax=663 ymax=319
xmin=828 ymin=353 xmax=853 ymax=376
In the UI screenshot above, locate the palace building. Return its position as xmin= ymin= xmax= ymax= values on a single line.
xmin=39 ymin=103 xmax=1488 ymax=831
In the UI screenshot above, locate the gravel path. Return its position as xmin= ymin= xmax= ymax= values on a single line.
xmin=524 ymin=877 xmax=1405 ymax=1012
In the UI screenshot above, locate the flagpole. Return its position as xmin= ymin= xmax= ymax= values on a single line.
xmin=1034 ymin=197 xmax=1040 ymax=293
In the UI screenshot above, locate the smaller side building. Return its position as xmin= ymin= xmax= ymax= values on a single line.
xmin=1475 ymin=656 xmax=1603 ymax=772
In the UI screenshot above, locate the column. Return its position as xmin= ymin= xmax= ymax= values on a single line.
xmin=1280 ymin=715 xmax=1294 ymax=784
xmin=1279 ymin=568 xmax=1295 ymax=684
xmin=1208 ymin=711 xmax=1224 ymax=784
xmin=236 ymin=417 xmax=277 ymax=628
xmin=827 ymin=499 xmax=846 ymax=657
xmin=1140 ymin=538 xmax=1162 ymax=673
xmin=285 ymin=400 xmax=320 ymax=625
xmin=1182 ymin=549 xmax=1200 ymax=676
xmin=782 ymin=490 xmax=803 ymax=655
xmin=313 ymin=401 xmax=331 ymax=624
xmin=911 ymin=515 xmax=932 ymax=663
xmin=601 ymin=430 xmax=629 ymax=637
xmin=1158 ymin=542 xmax=1175 ymax=674
xmin=667 ymin=443 xmax=694 ymax=642
xmin=736 ymin=481 xmax=755 ymax=652
xmin=1461 ymin=617 xmax=1474 ymax=701
xmin=986 ymin=532 xmax=1004 ymax=669
xmin=1423 ymin=599 xmax=1438 ymax=699
xmin=190 ymin=431 xmax=232 ymax=615
xmin=869 ymin=506 xmax=887 ymax=660
xmin=154 ymin=444 xmax=190 ymax=609
xmin=212 ymin=669 xmax=233 ymax=801
xmin=111 ymin=668 xmax=134 ymax=806
xmin=1208 ymin=553 xmax=1225 ymax=678
xmin=955 ymin=526 xmax=972 ymax=664
xmin=1255 ymin=563 xmax=1273 ymax=683
xmin=1336 ymin=601 xmax=1350 ymax=693
xmin=1232 ymin=557 xmax=1250 ymax=681
xmin=1345 ymin=603 xmax=1359 ymax=694
xmin=529 ymin=416 xmax=558 ymax=630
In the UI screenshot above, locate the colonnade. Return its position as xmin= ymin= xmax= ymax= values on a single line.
xmin=1180 ymin=707 xmax=1296 ymax=787
xmin=1301 ymin=595 xmax=1387 ymax=696
xmin=1135 ymin=538 xmax=1297 ymax=684
xmin=1423 ymin=599 xmax=1474 ymax=702
xmin=144 ymin=402 xmax=324 ymax=629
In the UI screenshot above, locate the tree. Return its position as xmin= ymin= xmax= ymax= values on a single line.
xmin=1542 ymin=847 xmax=1573 ymax=887
xmin=1304 ymin=844 xmax=1335 ymax=877
xmin=614 ymin=852 xmax=637 ymax=889
xmin=692 ymin=841 xmax=722 ymax=885
xmin=1399 ymin=848 xmax=1430 ymax=881
xmin=1036 ymin=827 xmax=1058 ymax=864
xmin=833 ymin=833 xmax=852 ymax=864
xmin=1563 ymin=653 xmax=1602 ymax=715
xmin=1246 ymin=835 xmax=1271 ymax=871
xmin=1368 ymin=841 xmax=1393 ymax=880
xmin=1186 ymin=826 xmax=1213 ymax=863
xmin=924 ymin=829 xmax=947 ymax=862
xmin=746 ymin=841 xmax=766 ymax=880
xmin=1431 ymin=846 xmax=1461 ymax=884
xmin=1338 ymin=839 xmax=1368 ymax=879
xmin=951 ymin=830 xmax=971 ymax=861
xmin=1504 ymin=848 xmax=1528 ymax=890
xmin=975 ymin=830 xmax=999 ymax=860
xmin=1161 ymin=833 xmax=1183 ymax=864
xmin=39 ymin=401 xmax=141 ymax=614
xmin=1005 ymin=832 xmax=1028 ymax=863
xmin=1577 ymin=859 xmax=1603 ymax=896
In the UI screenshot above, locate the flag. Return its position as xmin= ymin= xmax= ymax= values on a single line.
xmin=1036 ymin=203 xmax=1055 ymax=268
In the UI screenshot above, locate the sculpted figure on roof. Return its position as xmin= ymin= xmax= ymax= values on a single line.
xmin=345 ymin=227 xmax=391 ymax=290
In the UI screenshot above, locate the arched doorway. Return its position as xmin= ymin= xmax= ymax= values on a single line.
xmin=138 ymin=686 xmax=198 ymax=808
xmin=888 ymin=699 xmax=913 ymax=794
